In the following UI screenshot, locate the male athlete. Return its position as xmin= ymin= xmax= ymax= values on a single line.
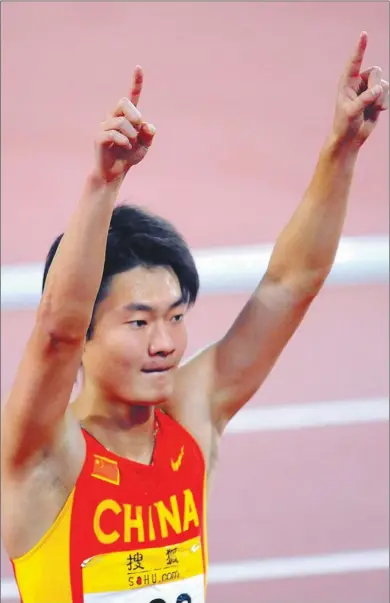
xmin=1 ymin=33 xmax=388 ymax=603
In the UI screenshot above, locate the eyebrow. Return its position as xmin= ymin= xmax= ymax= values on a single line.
xmin=124 ymin=296 xmax=185 ymax=313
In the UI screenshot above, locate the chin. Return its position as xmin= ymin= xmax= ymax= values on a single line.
xmin=135 ymin=396 xmax=170 ymax=407
xmin=128 ymin=384 xmax=173 ymax=406
xmin=148 ymin=386 xmax=172 ymax=405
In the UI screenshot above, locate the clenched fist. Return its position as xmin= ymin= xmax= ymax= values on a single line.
xmin=333 ymin=32 xmax=389 ymax=147
xmin=94 ymin=66 xmax=155 ymax=183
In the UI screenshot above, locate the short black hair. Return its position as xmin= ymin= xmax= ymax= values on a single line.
xmin=42 ymin=204 xmax=200 ymax=339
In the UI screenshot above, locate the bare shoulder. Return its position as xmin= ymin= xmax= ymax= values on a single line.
xmin=1 ymin=408 xmax=86 ymax=559
xmin=166 ymin=346 xmax=220 ymax=471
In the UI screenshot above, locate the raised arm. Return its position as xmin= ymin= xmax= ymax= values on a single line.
xmin=1 ymin=68 xmax=156 ymax=470
xmin=188 ymin=33 xmax=388 ymax=431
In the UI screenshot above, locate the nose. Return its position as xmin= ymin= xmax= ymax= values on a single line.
xmin=148 ymin=323 xmax=175 ymax=357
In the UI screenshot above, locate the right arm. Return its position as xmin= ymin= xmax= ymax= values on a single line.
xmin=1 ymin=68 xmax=155 ymax=471
xmin=1 ymin=174 xmax=122 ymax=470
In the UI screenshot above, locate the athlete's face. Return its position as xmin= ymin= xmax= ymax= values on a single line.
xmin=82 ymin=266 xmax=188 ymax=405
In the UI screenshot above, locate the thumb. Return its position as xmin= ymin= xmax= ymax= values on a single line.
xmin=349 ymin=84 xmax=382 ymax=119
xmin=138 ymin=122 xmax=156 ymax=149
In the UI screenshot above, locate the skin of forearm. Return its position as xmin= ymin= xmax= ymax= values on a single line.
xmin=40 ymin=172 xmax=124 ymax=341
xmin=265 ymin=135 xmax=360 ymax=297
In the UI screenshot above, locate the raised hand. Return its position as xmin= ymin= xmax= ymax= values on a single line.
xmin=333 ymin=32 xmax=389 ymax=147
xmin=94 ymin=66 xmax=156 ymax=183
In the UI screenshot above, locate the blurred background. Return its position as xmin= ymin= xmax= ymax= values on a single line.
xmin=1 ymin=2 xmax=389 ymax=602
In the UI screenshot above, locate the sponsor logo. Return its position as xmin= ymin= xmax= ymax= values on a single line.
xmin=171 ymin=447 xmax=185 ymax=472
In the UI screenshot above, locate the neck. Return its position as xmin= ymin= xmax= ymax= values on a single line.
xmin=72 ymin=383 xmax=158 ymax=463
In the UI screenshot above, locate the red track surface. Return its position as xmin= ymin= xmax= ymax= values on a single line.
xmin=1 ymin=3 xmax=388 ymax=602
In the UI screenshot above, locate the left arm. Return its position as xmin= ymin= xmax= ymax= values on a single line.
xmin=210 ymin=135 xmax=359 ymax=427
xmin=186 ymin=32 xmax=388 ymax=432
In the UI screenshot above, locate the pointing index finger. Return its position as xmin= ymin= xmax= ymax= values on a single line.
xmin=130 ymin=65 xmax=144 ymax=107
xmin=344 ymin=31 xmax=368 ymax=80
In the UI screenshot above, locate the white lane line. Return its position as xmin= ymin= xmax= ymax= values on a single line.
xmin=208 ymin=548 xmax=389 ymax=584
xmin=1 ymin=236 xmax=388 ymax=309
xmin=226 ymin=397 xmax=389 ymax=433
xmin=1 ymin=549 xmax=388 ymax=597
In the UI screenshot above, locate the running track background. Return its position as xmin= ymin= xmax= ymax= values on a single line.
xmin=1 ymin=3 xmax=388 ymax=602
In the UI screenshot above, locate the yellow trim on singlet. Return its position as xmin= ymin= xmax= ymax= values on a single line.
xmin=12 ymin=489 xmax=75 ymax=603
xmin=202 ymin=471 xmax=209 ymax=590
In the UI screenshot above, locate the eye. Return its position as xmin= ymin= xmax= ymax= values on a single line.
xmin=171 ymin=314 xmax=184 ymax=324
xmin=127 ymin=320 xmax=147 ymax=329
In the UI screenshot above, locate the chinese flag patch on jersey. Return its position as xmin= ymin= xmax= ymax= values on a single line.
xmin=91 ymin=455 xmax=120 ymax=485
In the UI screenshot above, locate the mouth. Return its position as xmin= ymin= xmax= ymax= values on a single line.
xmin=141 ymin=368 xmax=172 ymax=374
